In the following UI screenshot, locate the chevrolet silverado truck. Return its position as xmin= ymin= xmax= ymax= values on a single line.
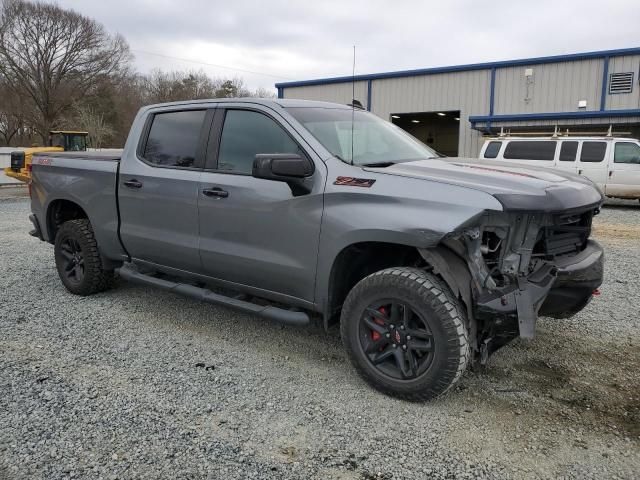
xmin=28 ymin=99 xmax=604 ymax=400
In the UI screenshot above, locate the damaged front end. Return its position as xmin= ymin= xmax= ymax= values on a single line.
xmin=423 ymin=206 xmax=604 ymax=364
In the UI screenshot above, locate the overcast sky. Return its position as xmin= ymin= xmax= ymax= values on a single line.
xmin=53 ymin=0 xmax=640 ymax=92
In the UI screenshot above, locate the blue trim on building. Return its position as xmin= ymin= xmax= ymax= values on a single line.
xmin=366 ymin=79 xmax=372 ymax=111
xmin=600 ymin=57 xmax=610 ymax=111
xmin=275 ymin=47 xmax=640 ymax=89
xmin=277 ymin=87 xmax=283 ymax=99
xmin=469 ymin=109 xmax=640 ymax=125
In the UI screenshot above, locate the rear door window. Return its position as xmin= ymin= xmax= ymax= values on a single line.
xmin=142 ymin=110 xmax=207 ymax=168
xmin=579 ymin=142 xmax=607 ymax=163
xmin=559 ymin=141 xmax=578 ymax=162
xmin=503 ymin=141 xmax=556 ymax=160
xmin=614 ymin=142 xmax=640 ymax=164
xmin=483 ymin=141 xmax=502 ymax=159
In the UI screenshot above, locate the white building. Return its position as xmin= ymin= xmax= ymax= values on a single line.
xmin=276 ymin=47 xmax=640 ymax=157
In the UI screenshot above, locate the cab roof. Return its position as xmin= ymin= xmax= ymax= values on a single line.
xmin=143 ymin=98 xmax=354 ymax=111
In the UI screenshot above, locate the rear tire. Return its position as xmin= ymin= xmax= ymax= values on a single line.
xmin=340 ymin=267 xmax=469 ymax=401
xmin=54 ymin=219 xmax=114 ymax=296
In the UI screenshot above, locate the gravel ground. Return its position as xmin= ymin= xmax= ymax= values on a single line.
xmin=1 ymin=198 xmax=639 ymax=480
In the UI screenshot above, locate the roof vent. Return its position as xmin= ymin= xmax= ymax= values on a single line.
xmin=609 ymin=72 xmax=634 ymax=94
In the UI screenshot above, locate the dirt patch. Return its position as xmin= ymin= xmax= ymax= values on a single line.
xmin=504 ymin=332 xmax=640 ymax=439
xmin=592 ymin=223 xmax=640 ymax=240
xmin=517 ymin=359 xmax=571 ymax=387
xmin=444 ymin=331 xmax=640 ymax=478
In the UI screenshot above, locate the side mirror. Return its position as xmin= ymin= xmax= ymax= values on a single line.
xmin=253 ymin=153 xmax=313 ymax=179
xmin=252 ymin=153 xmax=314 ymax=196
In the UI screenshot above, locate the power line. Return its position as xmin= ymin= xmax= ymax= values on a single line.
xmin=132 ymin=49 xmax=293 ymax=80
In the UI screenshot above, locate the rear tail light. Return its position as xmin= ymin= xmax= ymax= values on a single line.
xmin=592 ymin=289 xmax=601 ymax=296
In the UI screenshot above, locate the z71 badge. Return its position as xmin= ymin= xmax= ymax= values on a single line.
xmin=333 ymin=176 xmax=376 ymax=187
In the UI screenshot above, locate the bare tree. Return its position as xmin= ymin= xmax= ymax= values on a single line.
xmin=142 ymin=69 xmax=220 ymax=103
xmin=68 ymin=104 xmax=114 ymax=149
xmin=141 ymin=70 xmax=273 ymax=103
xmin=0 ymin=79 xmax=34 ymax=146
xmin=0 ymin=0 xmax=131 ymax=142
xmin=214 ymin=78 xmax=251 ymax=98
xmin=253 ymin=87 xmax=277 ymax=99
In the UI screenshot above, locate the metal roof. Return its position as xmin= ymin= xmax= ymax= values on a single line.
xmin=275 ymin=47 xmax=640 ymax=89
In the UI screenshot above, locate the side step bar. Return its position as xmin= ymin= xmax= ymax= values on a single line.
xmin=117 ymin=264 xmax=310 ymax=327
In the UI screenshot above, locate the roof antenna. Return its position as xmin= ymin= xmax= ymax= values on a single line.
xmin=351 ymin=45 xmax=356 ymax=165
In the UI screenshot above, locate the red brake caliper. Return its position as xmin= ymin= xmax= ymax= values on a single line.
xmin=371 ymin=307 xmax=386 ymax=342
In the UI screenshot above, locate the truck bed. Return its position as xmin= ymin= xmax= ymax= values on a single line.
xmin=34 ymin=150 xmax=123 ymax=162
xmin=30 ymin=149 xmax=124 ymax=262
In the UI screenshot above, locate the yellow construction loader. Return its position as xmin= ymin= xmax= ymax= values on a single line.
xmin=4 ymin=131 xmax=89 ymax=183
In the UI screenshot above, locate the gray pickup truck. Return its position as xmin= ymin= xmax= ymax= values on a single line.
xmin=28 ymin=98 xmax=604 ymax=400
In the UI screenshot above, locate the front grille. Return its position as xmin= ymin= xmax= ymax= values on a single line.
xmin=535 ymin=210 xmax=594 ymax=258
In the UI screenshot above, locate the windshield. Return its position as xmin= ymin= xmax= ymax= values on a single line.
xmin=67 ymin=134 xmax=87 ymax=151
xmin=49 ymin=133 xmax=87 ymax=151
xmin=286 ymin=107 xmax=438 ymax=165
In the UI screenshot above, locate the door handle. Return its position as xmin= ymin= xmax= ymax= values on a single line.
xmin=202 ymin=187 xmax=229 ymax=198
xmin=609 ymin=170 xmax=613 ymax=177
xmin=123 ymin=179 xmax=143 ymax=189
xmin=578 ymin=169 xmax=583 ymax=175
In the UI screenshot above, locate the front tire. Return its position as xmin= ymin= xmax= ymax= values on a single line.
xmin=54 ymin=219 xmax=114 ymax=296
xmin=340 ymin=267 xmax=469 ymax=401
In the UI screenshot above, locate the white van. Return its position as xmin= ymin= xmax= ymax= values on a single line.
xmin=479 ymin=136 xmax=640 ymax=201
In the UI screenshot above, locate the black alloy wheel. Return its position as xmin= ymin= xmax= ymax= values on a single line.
xmin=340 ymin=267 xmax=469 ymax=401
xmin=359 ymin=301 xmax=435 ymax=380
xmin=54 ymin=219 xmax=114 ymax=296
xmin=58 ymin=237 xmax=85 ymax=285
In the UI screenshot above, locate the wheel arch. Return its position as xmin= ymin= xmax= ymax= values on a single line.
xmin=324 ymin=241 xmax=423 ymax=328
xmin=46 ymin=198 xmax=89 ymax=243
xmin=322 ymin=240 xmax=477 ymax=351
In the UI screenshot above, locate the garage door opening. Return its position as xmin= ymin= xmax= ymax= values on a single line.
xmin=391 ymin=111 xmax=460 ymax=157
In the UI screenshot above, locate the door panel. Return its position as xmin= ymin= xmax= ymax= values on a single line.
xmin=198 ymin=173 xmax=324 ymax=301
xmin=576 ymin=141 xmax=609 ymax=189
xmin=119 ymin=164 xmax=202 ymax=272
xmin=606 ymin=142 xmax=640 ymax=198
xmin=197 ymin=107 xmax=324 ymax=302
xmin=118 ymin=108 xmax=212 ymax=272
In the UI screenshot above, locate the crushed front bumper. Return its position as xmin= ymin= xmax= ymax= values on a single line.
xmin=474 ymin=239 xmax=603 ymax=342
xmin=539 ymin=239 xmax=604 ymax=318
xmin=475 ymin=263 xmax=558 ymax=339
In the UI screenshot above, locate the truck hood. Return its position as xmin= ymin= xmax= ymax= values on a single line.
xmin=365 ymin=158 xmax=604 ymax=212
